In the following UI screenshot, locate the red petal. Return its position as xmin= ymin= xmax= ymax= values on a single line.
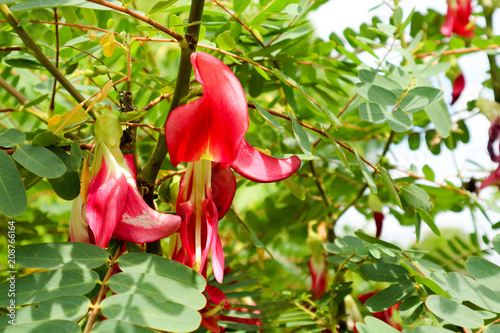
xmin=166 ymin=52 xmax=249 ymax=166
xmin=479 ymin=165 xmax=500 ymax=190
xmin=451 ymin=73 xmax=465 ymax=105
xmin=373 ymin=212 xmax=384 ymax=238
xmin=440 ymin=4 xmax=455 ymax=37
xmin=211 ymin=164 xmax=236 ymax=219
xmin=231 ymin=139 xmax=301 ymax=183
xmin=86 ymin=156 xmax=128 ymax=248
xmin=113 ymin=186 xmax=181 ymax=244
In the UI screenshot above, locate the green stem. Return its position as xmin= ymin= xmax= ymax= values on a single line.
xmin=0 ymin=4 xmax=95 ymax=118
xmin=141 ymin=0 xmax=205 ymax=255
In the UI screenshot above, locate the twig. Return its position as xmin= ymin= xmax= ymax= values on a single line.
xmin=48 ymin=8 xmax=59 ymax=114
xmin=141 ymin=92 xmax=173 ymax=112
xmin=414 ymin=44 xmax=500 ymax=59
xmin=212 ymin=0 xmax=265 ymax=47
xmin=247 ymin=102 xmax=379 ymax=173
xmin=82 ymin=245 xmax=123 ymax=333
xmin=0 ymin=5 xmax=96 ymax=118
xmin=0 ymin=19 xmax=113 ymax=34
xmin=85 ymin=0 xmax=188 ymax=49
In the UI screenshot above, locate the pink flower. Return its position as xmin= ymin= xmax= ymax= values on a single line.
xmin=451 ymin=73 xmax=465 ymax=105
xmin=480 ymin=117 xmax=500 ymax=190
xmin=441 ymin=0 xmax=475 ymax=38
xmin=166 ymin=52 xmax=301 ymax=283
xmin=70 ymin=114 xmax=181 ymax=247
xmin=309 ymin=257 xmax=327 ymax=299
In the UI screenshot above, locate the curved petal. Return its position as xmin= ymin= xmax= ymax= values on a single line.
xmin=479 ymin=165 xmax=500 ymax=191
xmin=86 ymin=156 xmax=128 ymax=248
xmin=440 ymin=7 xmax=455 ymax=37
xmin=231 ymin=139 xmax=301 ymax=183
xmin=451 ymin=73 xmax=465 ymax=105
xmin=166 ymin=52 xmax=249 ymax=166
xmin=113 ymin=184 xmax=181 ymax=243
xmin=211 ymin=164 xmax=236 ymax=219
xmin=69 ymin=195 xmax=91 ymax=243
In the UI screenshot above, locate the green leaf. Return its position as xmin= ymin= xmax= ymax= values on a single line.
xmin=426 ymin=295 xmax=483 ymax=328
xmin=149 ymin=0 xmax=179 ymax=14
xmin=283 ymin=177 xmax=305 ymax=200
xmin=466 ymin=257 xmax=500 ymax=295
xmin=424 ymin=100 xmax=452 ymax=138
xmin=1 ymin=320 xmax=81 ymax=333
xmin=108 ymin=272 xmax=206 ymax=310
xmin=378 ymin=166 xmax=402 ymax=208
xmin=0 ymin=296 xmax=90 ymax=327
xmin=33 ymin=131 xmax=62 ymax=146
xmin=69 ymin=142 xmax=82 ymax=171
xmin=100 ymin=294 xmax=201 ymax=332
xmin=358 ymin=70 xmax=404 ymax=96
xmin=356 ymin=316 xmax=402 ymax=333
xmin=354 ymin=230 xmax=402 ymax=251
xmin=416 ymin=208 xmax=440 ymax=236
xmin=400 ymin=184 xmax=433 ymax=211
xmin=216 ymin=31 xmax=236 ymax=51
xmin=350 ymin=145 xmax=377 ymax=193
xmin=359 ymin=102 xmax=387 ymax=122
xmin=399 ymin=296 xmax=424 ymax=324
xmin=81 ymin=8 xmax=97 ymax=26
xmin=485 ymin=327 xmax=500 ymax=333
xmin=355 ymin=83 xmax=398 ymax=105
xmin=414 ymin=327 xmax=455 ymax=333
xmin=413 ymin=276 xmax=449 ymax=297
xmin=0 ymin=268 xmax=99 ymax=306
xmin=12 ymin=144 xmax=66 ymax=179
xmin=118 ymin=253 xmax=206 ymax=292
xmin=218 ymin=321 xmax=263 ymax=331
xmin=388 ymin=110 xmax=411 ymax=132
xmin=0 ymin=129 xmax=25 ymax=147
xmin=16 ymin=243 xmax=109 ymax=269
xmin=288 ymin=111 xmax=312 ymax=156
xmin=399 ymin=94 xmax=429 ymax=113
xmin=272 ymin=68 xmax=296 ymax=87
xmin=364 ymin=282 xmax=415 ymax=312
xmin=46 ymin=147 xmax=80 ymax=200
xmin=446 ymin=272 xmax=500 ymax=312
xmin=3 ymin=57 xmax=43 ymax=70
xmin=253 ymin=101 xmax=283 ymax=130
xmin=376 ymin=23 xmax=397 ymax=36
xmin=92 ymin=320 xmax=159 ymax=333
xmin=0 ymin=150 xmax=27 ymax=217
xmin=360 ymin=263 xmax=410 ymax=282
xmin=493 ymin=233 xmax=500 ymax=255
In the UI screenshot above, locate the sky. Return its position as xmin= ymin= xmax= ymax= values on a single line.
xmin=309 ymin=0 xmax=500 ymax=251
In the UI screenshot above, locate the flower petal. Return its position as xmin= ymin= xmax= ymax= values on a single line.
xmin=451 ymin=73 xmax=465 ymax=105
xmin=86 ymin=155 xmax=128 ymax=248
xmin=211 ymin=164 xmax=236 ymax=219
xmin=231 ymin=139 xmax=301 ymax=183
xmin=113 ymin=155 xmax=181 ymax=243
xmin=69 ymin=195 xmax=91 ymax=243
xmin=166 ymin=52 xmax=248 ymax=166
xmin=479 ymin=165 xmax=500 ymax=190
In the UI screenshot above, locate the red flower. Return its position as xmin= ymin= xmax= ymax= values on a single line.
xmin=441 ymin=0 xmax=475 ymax=38
xmin=480 ymin=117 xmax=500 ymax=190
xmin=309 ymin=257 xmax=327 ymax=299
xmin=70 ymin=114 xmax=181 ymax=247
xmin=353 ymin=292 xmax=402 ymax=332
xmin=451 ymin=73 xmax=465 ymax=105
xmin=166 ymin=52 xmax=301 ymax=282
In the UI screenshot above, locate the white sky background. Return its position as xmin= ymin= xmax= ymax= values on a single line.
xmin=309 ymin=1 xmax=500 ymax=250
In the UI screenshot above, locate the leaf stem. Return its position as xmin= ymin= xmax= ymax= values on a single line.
xmin=85 ymin=0 xmax=188 ymax=49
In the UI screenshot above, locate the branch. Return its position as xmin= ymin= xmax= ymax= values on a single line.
xmin=212 ymin=0 xmax=265 ymax=47
xmin=138 ymin=0 xmax=206 ymax=189
xmin=0 ymin=77 xmax=47 ymax=121
xmin=85 ymin=0 xmax=188 ymax=49
xmin=414 ymin=44 xmax=500 ymax=59
xmin=0 ymin=5 xmax=96 ymax=118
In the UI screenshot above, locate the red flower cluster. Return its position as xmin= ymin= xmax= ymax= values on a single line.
xmin=441 ymin=0 xmax=475 ymax=38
